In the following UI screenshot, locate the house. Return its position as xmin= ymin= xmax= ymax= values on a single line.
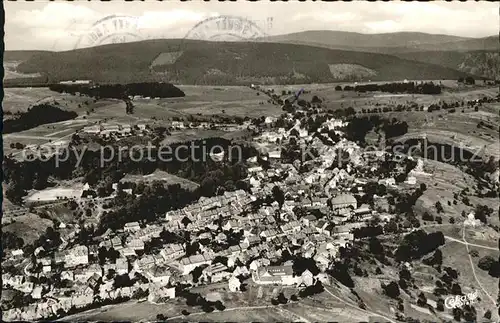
xmin=244 ymin=236 xmax=261 ymax=247
xmin=268 ymin=150 xmax=281 ymax=160
xmin=248 ymin=166 xmax=263 ymax=174
xmin=65 ymin=246 xmax=89 ymax=267
xmin=32 ymin=286 xmax=43 ymax=299
xmin=228 ymin=276 xmax=241 ymax=292
xmin=111 ymin=236 xmax=123 ymax=250
xmin=160 ymin=244 xmax=184 ymax=262
xmin=148 ymin=286 xmax=176 ymax=302
xmin=116 ymin=258 xmax=129 ymax=275
xmin=223 ymin=220 xmax=240 ymax=231
xmin=252 ymin=265 xmax=296 ymax=285
xmin=61 ymin=271 xmax=74 ymax=281
xmin=330 ymin=193 xmax=357 ymax=215
xmin=354 ymin=204 xmax=371 ymax=216
xmin=301 ymin=269 xmax=314 ymax=287
xmin=177 ymin=254 xmax=212 ymax=275
xmin=171 ymin=121 xmax=185 ymax=129
xmin=146 ymin=265 xmax=171 ymax=287
xmin=215 ymin=232 xmax=227 ymax=243
xmin=127 ymin=238 xmax=145 ymax=251
xmin=11 ymin=249 xmax=24 ymax=257
xmin=302 ymin=214 xmax=317 ymax=227
xmin=124 ymin=222 xmax=140 ymax=232
xmin=87 ymin=273 xmax=101 ymax=290
xmin=260 ymin=229 xmax=279 ymax=240
xmin=280 ymin=221 xmax=301 ymax=234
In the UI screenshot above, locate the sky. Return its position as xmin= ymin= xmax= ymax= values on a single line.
xmin=5 ymin=0 xmax=499 ymax=51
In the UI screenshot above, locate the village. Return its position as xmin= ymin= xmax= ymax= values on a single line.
xmin=0 ymin=82 xmax=436 ymax=321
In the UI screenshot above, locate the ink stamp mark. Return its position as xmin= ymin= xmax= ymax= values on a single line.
xmin=74 ymin=15 xmax=143 ymax=49
xmin=184 ymin=15 xmax=268 ymax=41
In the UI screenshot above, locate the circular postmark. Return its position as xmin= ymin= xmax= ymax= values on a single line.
xmin=168 ymin=15 xmax=269 ymax=83
xmin=184 ymin=15 xmax=268 ymax=41
xmin=74 ymin=15 xmax=143 ymax=49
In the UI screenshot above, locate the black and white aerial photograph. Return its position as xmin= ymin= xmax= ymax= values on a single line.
xmin=2 ymin=1 xmax=499 ymax=322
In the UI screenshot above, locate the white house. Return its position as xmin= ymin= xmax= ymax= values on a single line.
xmin=252 ymin=265 xmax=296 ymax=285
xmin=228 ymin=276 xmax=241 ymax=292
xmin=146 ymin=265 xmax=171 ymax=287
xmin=301 ymin=269 xmax=314 ymax=287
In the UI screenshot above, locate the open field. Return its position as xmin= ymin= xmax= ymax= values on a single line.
xmin=441 ymin=240 xmax=499 ymax=318
xmin=58 ymin=288 xmax=370 ymax=322
xmin=2 ymin=213 xmax=53 ymax=246
xmin=120 ymin=170 xmax=199 ymax=191
xmin=3 ymin=87 xmax=92 ymax=114
xmin=25 ymin=186 xmax=84 ymax=203
xmin=412 ymin=158 xmax=499 ymax=222
xmin=3 ymin=118 xmax=92 ymax=155
xmin=4 ymin=61 xmax=42 ymax=80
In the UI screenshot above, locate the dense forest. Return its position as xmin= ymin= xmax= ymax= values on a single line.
xmin=49 ymin=82 xmax=185 ymax=99
xmin=3 ymin=104 xmax=78 ymax=134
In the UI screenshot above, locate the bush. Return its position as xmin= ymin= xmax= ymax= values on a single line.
xmin=478 ymin=256 xmax=495 ymax=271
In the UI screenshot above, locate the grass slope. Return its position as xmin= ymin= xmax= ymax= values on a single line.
xmin=260 ymin=31 xmax=497 ymax=53
xmin=15 ymin=39 xmax=468 ymax=85
xmin=261 ymin=30 xmax=469 ymax=49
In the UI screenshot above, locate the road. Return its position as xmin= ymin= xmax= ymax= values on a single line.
xmin=460 ymin=223 xmax=498 ymax=310
xmin=444 ymin=235 xmax=499 ymax=251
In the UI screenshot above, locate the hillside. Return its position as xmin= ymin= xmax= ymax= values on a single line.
xmin=260 ymin=31 xmax=498 ymax=53
xmin=396 ymin=51 xmax=500 ymax=80
xmin=260 ymin=30 xmax=469 ymax=49
xmin=15 ymin=39 xmax=470 ymax=85
xmin=4 ymin=50 xmax=51 ymax=62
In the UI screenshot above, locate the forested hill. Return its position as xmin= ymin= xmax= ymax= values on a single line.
xmin=13 ymin=39 xmax=470 ymax=85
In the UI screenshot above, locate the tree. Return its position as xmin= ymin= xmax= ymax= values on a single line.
xmin=311 ymin=95 xmax=322 ymax=103
xmin=435 ymin=201 xmax=444 ymax=214
xmin=214 ymin=300 xmax=226 ymax=311
xmin=436 ymin=298 xmax=445 ymax=311
xmin=383 ymin=281 xmax=400 ymax=298
xmin=272 ymin=185 xmax=285 ymax=208
xmin=417 ymin=292 xmax=427 ymax=307
xmin=465 ymin=76 xmax=475 ymax=85
xmin=277 ymin=292 xmax=288 ymax=304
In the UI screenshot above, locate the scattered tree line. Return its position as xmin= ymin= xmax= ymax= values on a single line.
xmin=339 ymin=81 xmax=441 ymax=94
